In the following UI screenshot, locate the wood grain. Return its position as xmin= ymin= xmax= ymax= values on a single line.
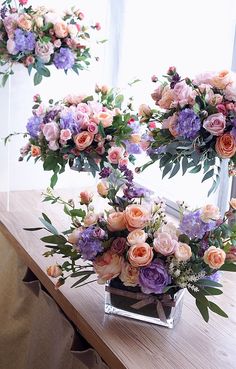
xmin=0 ymin=190 xmax=236 ymax=369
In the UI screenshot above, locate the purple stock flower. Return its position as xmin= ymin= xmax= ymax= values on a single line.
xmin=176 ymin=108 xmax=201 ymax=140
xmin=14 ymin=28 xmax=36 ymax=52
xmin=139 ymin=260 xmax=171 ymax=294
xmin=53 ymin=48 xmax=75 ymax=70
xmin=0 ymin=6 xmax=7 ymax=19
xmin=99 ymin=167 xmax=112 ymax=178
xmin=26 ymin=115 xmax=42 ymax=137
xmin=123 ymin=185 xmax=150 ymax=200
xmin=179 ymin=210 xmax=216 ymax=239
xmin=119 ymin=165 xmax=134 ymax=182
xmin=60 ymin=111 xmax=80 ymax=134
xmin=77 ymin=226 xmax=103 ymax=261
xmin=43 ymin=109 xmax=60 ymax=124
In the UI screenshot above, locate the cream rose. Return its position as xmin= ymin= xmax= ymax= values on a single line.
xmin=96 ymin=111 xmax=113 ymax=128
xmin=203 ymin=246 xmax=226 ymax=269
xmin=124 ymin=204 xmax=149 ymax=232
xmin=203 ymin=113 xmax=226 ymax=136
xmin=200 ymin=204 xmax=221 ymax=223
xmin=68 ymin=228 xmax=82 ymax=244
xmin=93 ymin=251 xmax=122 ymax=284
xmin=119 ymin=261 xmax=139 ymax=287
xmin=84 ymin=213 xmax=98 ymax=227
xmin=74 ymin=131 xmax=94 ymax=151
xmin=97 ymin=181 xmax=109 ymax=197
xmin=211 ymin=70 xmax=232 ymax=89
xmin=128 ymin=243 xmax=153 ymax=267
xmin=174 ymin=243 xmax=192 ymax=261
xmin=68 ymin=24 xmax=78 ymax=39
xmin=54 ymin=21 xmax=68 ymax=38
xmin=47 ymin=265 xmax=62 ymax=278
xmin=6 ymin=39 xmax=17 ymax=55
xmin=107 ymin=211 xmax=126 ymax=231
xmin=127 ymin=229 xmax=147 ymax=246
xmin=153 ymin=232 xmax=178 ymax=256
xmin=17 ymin=14 xmax=32 ymax=31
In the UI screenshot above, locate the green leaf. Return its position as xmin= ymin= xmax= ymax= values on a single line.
xmin=202 ymin=168 xmax=214 ymax=182
xmin=208 ymin=301 xmax=228 ymax=318
xmin=169 ymin=161 xmax=180 ymax=178
xmin=195 ymin=279 xmax=223 ymax=288
xmin=69 ymin=209 xmax=86 ymax=218
xmin=162 ymin=162 xmax=173 ymax=178
xmin=207 ymin=178 xmax=220 ymax=197
xmin=2 ymin=73 xmax=9 ymax=87
xmin=50 ymin=172 xmax=58 ymax=188
xmin=39 ymin=217 xmax=59 ymax=235
xmin=201 ymin=287 xmax=223 ymax=296
xmin=219 ymin=262 xmax=236 ymax=271
xmin=114 ymin=94 xmax=124 ymax=108
xmin=71 ymin=274 xmax=92 ymax=288
xmin=41 ymin=235 xmax=67 ymax=244
xmin=23 ymin=227 xmax=44 ymax=231
xmin=98 ymin=122 xmax=106 ymax=138
xmin=182 ymin=156 xmax=189 ymax=175
xmin=70 ymin=270 xmax=94 ymax=278
xmin=196 ymin=299 xmax=209 ymax=322
xmin=40 ymin=66 xmax=50 ymax=77
xmin=34 ymin=72 xmax=43 ymax=85
xmin=189 ymin=164 xmax=202 ymax=173
xmin=42 ymin=213 xmax=52 ymax=224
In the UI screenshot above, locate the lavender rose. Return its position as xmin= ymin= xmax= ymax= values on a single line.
xmin=139 ymin=259 xmax=171 ymax=294
xmin=203 ymin=113 xmax=226 ymax=136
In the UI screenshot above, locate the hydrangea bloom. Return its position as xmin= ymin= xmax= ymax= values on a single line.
xmin=53 ymin=48 xmax=75 ymax=70
xmin=60 ymin=111 xmax=80 ymax=134
xmin=14 ymin=28 xmax=36 ymax=52
xmin=125 ymin=141 xmax=142 ymax=154
xmin=176 ymin=108 xmax=201 ymax=140
xmin=77 ymin=226 xmax=103 ymax=261
xmin=26 ymin=115 xmax=42 ymax=137
xmin=43 ymin=109 xmax=60 ymax=124
xmin=179 ymin=210 xmax=216 ymax=239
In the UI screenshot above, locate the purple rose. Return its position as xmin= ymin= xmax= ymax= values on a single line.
xmin=139 ymin=259 xmax=171 ymax=294
xmin=111 ymin=237 xmax=127 ymax=255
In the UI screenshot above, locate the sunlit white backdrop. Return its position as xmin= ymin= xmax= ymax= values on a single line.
xmin=1 ymin=0 xmax=236 ymax=210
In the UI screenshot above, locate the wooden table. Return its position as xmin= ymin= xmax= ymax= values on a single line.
xmin=0 ymin=190 xmax=236 ymax=369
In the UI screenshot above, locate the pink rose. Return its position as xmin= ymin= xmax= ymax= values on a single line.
xmin=60 ymin=129 xmax=72 ymax=141
xmin=84 ymin=213 xmax=98 ymax=227
xmin=87 ymin=122 xmax=98 ymax=134
xmin=193 ymin=71 xmax=216 ymax=86
xmin=107 ymin=146 xmax=124 ymax=164
xmin=73 ymin=111 xmax=89 ymax=129
xmin=3 ymin=15 xmax=17 ymax=39
xmin=119 ymin=261 xmax=139 ymax=287
xmin=64 ymin=95 xmax=85 ymax=105
xmin=172 ymin=81 xmax=196 ymax=108
xmin=118 ymin=157 xmax=129 ymax=167
xmin=79 ymin=190 xmax=93 ymax=205
xmin=68 ymin=228 xmax=82 ymax=244
xmin=35 ymin=41 xmax=54 ymax=63
xmin=174 ymin=243 xmax=192 ymax=261
xmin=88 ymin=101 xmax=103 ymax=114
xmin=74 ymin=131 xmax=94 ymax=151
xmin=96 ymin=110 xmax=113 ymax=128
xmin=76 ymin=103 xmax=91 ymax=114
xmin=153 ymin=232 xmax=178 ymax=256
xmin=19 ymin=0 xmax=28 ymax=4
xmin=54 ymin=22 xmax=68 ymax=38
xmin=25 ymin=55 xmax=35 ymax=66
xmin=48 ymin=141 xmax=59 ymax=151
xmin=200 ymin=204 xmax=220 ymax=223
xmin=151 ymin=84 xmax=166 ymax=104
xmin=128 ymin=243 xmax=153 ymax=267
xmin=47 ymin=265 xmax=62 ymax=278
xmin=43 ymin=122 xmax=60 ymax=141
xmin=203 ymin=113 xmax=226 ymax=136
xmin=6 ymin=39 xmax=17 ymax=55
xmin=93 ymin=251 xmax=122 ymax=284
xmin=158 ymin=87 xmax=174 ymax=109
xmin=224 ymin=82 xmax=236 ymax=102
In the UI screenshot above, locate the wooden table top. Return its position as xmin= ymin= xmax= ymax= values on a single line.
xmin=0 ymin=189 xmax=236 ymax=369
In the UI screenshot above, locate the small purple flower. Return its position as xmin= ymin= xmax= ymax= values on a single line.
xmin=99 ymin=167 xmax=112 ymax=178
xmin=77 ymin=226 xmax=103 ymax=261
xmin=14 ymin=28 xmax=36 ymax=52
xmin=43 ymin=109 xmax=60 ymax=124
xmin=230 ymin=128 xmax=236 ymax=143
xmin=119 ymin=165 xmax=134 ymax=182
xmin=111 ymin=237 xmax=127 ymax=254
xmin=60 ymin=111 xmax=80 ymax=134
xmin=26 ymin=115 xmax=42 ymax=137
xmin=176 ymin=108 xmax=201 ymax=140
xmin=179 ymin=210 xmax=216 ymax=239
xmin=123 ymin=185 xmax=150 ymax=200
xmin=147 ymin=145 xmax=166 ymax=156
xmin=139 ymin=259 xmax=171 ymax=294
xmin=205 ymin=271 xmax=223 ymax=283
xmin=0 ymin=6 xmax=7 ymax=19
xmin=125 ymin=141 xmax=142 ymax=154
xmin=129 ymin=120 xmax=141 ymax=133
xmin=53 ymin=48 xmax=75 ymax=70
xmin=170 ymin=73 xmax=181 ymax=89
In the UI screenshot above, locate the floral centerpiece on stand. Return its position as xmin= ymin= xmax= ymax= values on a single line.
xmin=26 ymin=165 xmax=236 ymax=327
xmin=138 ymin=68 xmax=236 ymax=195
xmin=6 ymin=86 xmax=145 ymax=187
xmin=0 ymin=0 xmax=101 ymax=86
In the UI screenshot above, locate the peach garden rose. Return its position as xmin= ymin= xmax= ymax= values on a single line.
xmin=124 ymin=204 xmax=149 ymax=232
xmin=74 ymin=131 xmax=94 ymax=151
xmin=93 ymin=251 xmax=122 ymax=284
xmin=107 ymin=211 xmax=126 ymax=231
xmin=203 ymin=246 xmax=226 ymax=269
xmin=215 ymin=133 xmax=236 ymax=159
xmin=128 ymin=243 xmax=153 ymax=267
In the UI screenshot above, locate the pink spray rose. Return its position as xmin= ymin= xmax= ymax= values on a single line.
xmin=60 ymin=129 xmax=72 ymax=141
xmin=203 ymin=113 xmax=226 ymax=136
xmin=107 ymin=146 xmax=124 ymax=164
xmin=74 ymin=131 xmax=94 ymax=151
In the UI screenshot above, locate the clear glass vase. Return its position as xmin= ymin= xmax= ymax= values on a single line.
xmin=105 ymin=278 xmax=185 ymax=328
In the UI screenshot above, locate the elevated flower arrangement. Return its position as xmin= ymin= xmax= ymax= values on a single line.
xmin=7 ymin=86 xmax=144 ymax=187
xmin=0 ymin=0 xmax=101 ymax=86
xmin=26 ymin=166 xmax=236 ymax=326
xmin=138 ymin=68 xmax=236 ymax=195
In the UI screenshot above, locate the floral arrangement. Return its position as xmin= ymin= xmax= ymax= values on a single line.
xmin=8 ymin=86 xmax=145 ymax=187
xmin=138 ymin=68 xmax=236 ymax=195
xmin=0 ymin=0 xmax=101 ymax=86
xmin=26 ymin=165 xmax=236 ymax=322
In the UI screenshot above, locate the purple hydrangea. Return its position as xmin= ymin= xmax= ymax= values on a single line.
xmin=26 ymin=115 xmax=43 ymax=137
xmin=125 ymin=141 xmax=142 ymax=154
xmin=129 ymin=120 xmax=141 ymax=133
xmin=179 ymin=210 xmax=216 ymax=239
xmin=139 ymin=260 xmax=171 ymax=294
xmin=205 ymin=271 xmax=223 ymax=283
xmin=43 ymin=109 xmax=60 ymax=124
xmin=176 ymin=108 xmax=201 ymax=140
xmin=14 ymin=28 xmax=36 ymax=52
xmin=53 ymin=48 xmax=75 ymax=70
xmin=99 ymin=167 xmax=112 ymax=178
xmin=60 ymin=111 xmax=80 ymax=134
xmin=77 ymin=226 xmax=103 ymax=261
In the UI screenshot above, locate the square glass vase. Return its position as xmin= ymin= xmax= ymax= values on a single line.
xmin=105 ymin=278 xmax=185 ymax=328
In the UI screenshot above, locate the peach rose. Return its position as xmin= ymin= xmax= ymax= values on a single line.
xmin=174 ymin=243 xmax=192 ymax=261
xmin=6 ymin=39 xmax=17 ymax=55
xmin=124 ymin=204 xmax=149 ymax=232
xmin=229 ymin=198 xmax=236 ymax=209
xmin=54 ymin=21 xmax=68 ymax=38
xmin=215 ymin=133 xmax=236 ymax=159
xmin=128 ymin=243 xmax=153 ymax=267
xmin=84 ymin=213 xmax=98 ymax=227
xmin=31 ymin=145 xmax=41 ymax=157
xmin=68 ymin=228 xmax=82 ymax=244
xmin=130 ymin=134 xmax=141 ymax=144
xmin=162 ymin=114 xmax=178 ymax=137
xmin=96 ymin=111 xmax=113 ymax=128
xmin=127 ymin=229 xmax=147 ymax=246
xmin=97 ymin=181 xmax=109 ymax=197
xmin=107 ymin=211 xmax=126 ymax=231
xmin=203 ymin=113 xmax=226 ymax=136
xmin=47 ymin=265 xmax=62 ymax=278
xmin=60 ymin=129 xmax=72 ymax=141
xmin=200 ymin=204 xmax=221 ymax=223
xmin=151 ymin=84 xmax=166 ymax=104
xmin=211 ymin=70 xmax=232 ymax=89
xmin=158 ymin=87 xmax=174 ymax=109
xmin=153 ymin=232 xmax=178 ymax=256
xmin=119 ymin=261 xmax=139 ymax=287
xmin=138 ymin=104 xmax=152 ymax=116
xmin=203 ymin=246 xmax=226 ymax=269
xmin=17 ymin=14 xmax=32 ymax=31
xmin=107 ymin=146 xmax=124 ymax=164
xmin=74 ymin=131 xmax=94 ymax=151
xmin=93 ymin=250 xmax=122 ymax=284
xmin=80 ymin=191 xmax=93 ymax=205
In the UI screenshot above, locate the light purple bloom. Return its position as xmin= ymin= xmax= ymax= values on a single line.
xmin=14 ymin=28 xmax=36 ymax=52
xmin=125 ymin=141 xmax=142 ymax=154
xmin=77 ymin=226 xmax=103 ymax=261
xmin=176 ymin=108 xmax=201 ymax=140
xmin=53 ymin=48 xmax=75 ymax=70
xmin=129 ymin=121 xmax=140 ymax=133
xmin=147 ymin=145 xmax=166 ymax=156
xmin=139 ymin=260 xmax=171 ymax=294
xmin=26 ymin=115 xmax=42 ymax=137
xmin=205 ymin=271 xmax=223 ymax=283
xmin=60 ymin=111 xmax=80 ymax=134
xmin=43 ymin=109 xmax=60 ymax=124
xmin=179 ymin=210 xmax=216 ymax=239
xmin=231 ymin=128 xmax=236 ymax=143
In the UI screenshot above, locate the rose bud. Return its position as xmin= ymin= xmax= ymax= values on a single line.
xmin=47 ymin=265 xmax=62 ymax=278
xmin=79 ymin=191 xmax=93 ymax=205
